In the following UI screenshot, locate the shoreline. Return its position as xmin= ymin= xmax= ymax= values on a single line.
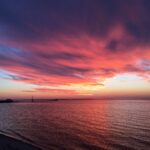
xmin=0 ymin=134 xmax=41 ymax=150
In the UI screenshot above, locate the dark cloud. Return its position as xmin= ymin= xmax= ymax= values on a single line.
xmin=106 ymin=40 xmax=119 ymax=52
xmin=7 ymin=74 xmax=29 ymax=81
xmin=0 ymin=0 xmax=150 ymax=45
xmin=36 ymin=51 xmax=86 ymax=61
xmin=0 ymin=45 xmax=92 ymax=78
xmin=22 ymin=60 xmax=92 ymax=78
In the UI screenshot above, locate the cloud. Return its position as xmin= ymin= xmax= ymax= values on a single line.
xmin=0 ymin=0 xmax=150 ymax=90
xmin=0 ymin=0 xmax=149 ymax=43
xmin=23 ymin=87 xmax=79 ymax=96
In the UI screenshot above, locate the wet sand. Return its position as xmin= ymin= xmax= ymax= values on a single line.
xmin=0 ymin=134 xmax=41 ymax=150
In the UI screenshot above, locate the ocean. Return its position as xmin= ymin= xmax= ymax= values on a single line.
xmin=0 ymin=100 xmax=150 ymax=150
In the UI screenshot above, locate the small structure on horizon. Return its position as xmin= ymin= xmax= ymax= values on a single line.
xmin=0 ymin=98 xmax=14 ymax=103
xmin=49 ymin=99 xmax=59 ymax=102
xmin=31 ymin=96 xmax=34 ymax=102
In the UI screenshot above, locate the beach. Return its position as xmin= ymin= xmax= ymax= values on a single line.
xmin=0 ymin=134 xmax=41 ymax=150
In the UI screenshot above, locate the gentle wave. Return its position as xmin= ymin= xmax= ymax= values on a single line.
xmin=0 ymin=100 xmax=150 ymax=150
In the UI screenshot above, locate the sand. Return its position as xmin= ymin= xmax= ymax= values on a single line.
xmin=0 ymin=134 xmax=42 ymax=150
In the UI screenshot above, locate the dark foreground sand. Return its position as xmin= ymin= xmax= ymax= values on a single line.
xmin=0 ymin=134 xmax=41 ymax=150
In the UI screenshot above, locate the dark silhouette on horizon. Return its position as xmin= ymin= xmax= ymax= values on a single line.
xmin=0 ymin=99 xmax=14 ymax=103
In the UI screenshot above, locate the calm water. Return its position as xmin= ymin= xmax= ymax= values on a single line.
xmin=0 ymin=100 xmax=150 ymax=150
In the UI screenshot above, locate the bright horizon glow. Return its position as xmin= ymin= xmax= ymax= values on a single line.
xmin=0 ymin=72 xmax=150 ymax=99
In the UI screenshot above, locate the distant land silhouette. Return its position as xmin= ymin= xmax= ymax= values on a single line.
xmin=0 ymin=99 xmax=14 ymax=103
xmin=0 ymin=98 xmax=60 ymax=103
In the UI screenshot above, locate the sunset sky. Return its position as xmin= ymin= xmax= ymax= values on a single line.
xmin=0 ymin=0 xmax=150 ymax=99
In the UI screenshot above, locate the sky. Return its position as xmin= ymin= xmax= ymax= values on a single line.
xmin=0 ymin=0 xmax=150 ymax=99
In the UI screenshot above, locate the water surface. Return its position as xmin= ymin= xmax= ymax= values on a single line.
xmin=0 ymin=100 xmax=150 ymax=150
